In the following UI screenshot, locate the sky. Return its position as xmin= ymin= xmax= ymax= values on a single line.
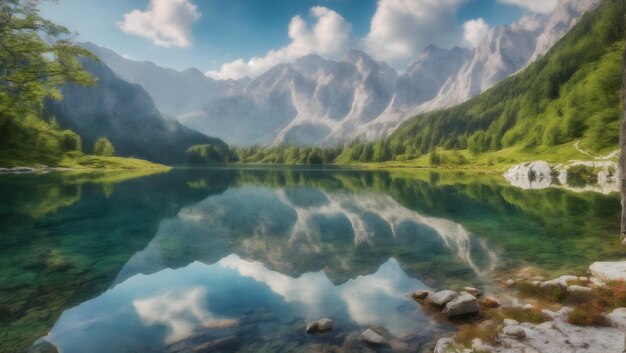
xmin=39 ymin=0 xmax=558 ymax=80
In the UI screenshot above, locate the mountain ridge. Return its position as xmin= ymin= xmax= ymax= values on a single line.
xmin=83 ymin=0 xmax=601 ymax=147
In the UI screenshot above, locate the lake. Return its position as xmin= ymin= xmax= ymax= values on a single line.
xmin=1 ymin=166 xmax=624 ymax=353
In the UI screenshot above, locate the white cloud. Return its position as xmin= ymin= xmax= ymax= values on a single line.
xmin=133 ymin=287 xmax=212 ymax=343
xmin=206 ymin=6 xmax=351 ymax=80
xmin=133 ymin=286 xmax=238 ymax=344
xmin=497 ymin=0 xmax=558 ymax=14
xmin=117 ymin=0 xmax=201 ymax=48
xmin=463 ymin=18 xmax=491 ymax=47
xmin=363 ymin=0 xmax=467 ymax=69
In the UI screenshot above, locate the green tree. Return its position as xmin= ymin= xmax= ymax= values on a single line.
xmin=468 ymin=131 xmax=488 ymax=155
xmin=429 ymin=151 xmax=441 ymax=165
xmin=358 ymin=144 xmax=373 ymax=162
xmin=307 ymin=149 xmax=323 ymax=164
xmin=0 ymin=0 xmax=96 ymax=119
xmin=372 ymin=141 xmax=390 ymax=162
xmin=94 ymin=137 xmax=115 ymax=157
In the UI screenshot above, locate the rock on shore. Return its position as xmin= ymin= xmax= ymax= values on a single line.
xmin=442 ymin=292 xmax=479 ymax=317
xmin=428 ymin=290 xmax=458 ymax=306
xmin=589 ymin=261 xmax=626 ymax=282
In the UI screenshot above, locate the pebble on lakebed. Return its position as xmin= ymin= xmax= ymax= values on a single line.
xmin=361 ymin=328 xmax=387 ymax=345
xmin=305 ymin=318 xmax=333 ymax=333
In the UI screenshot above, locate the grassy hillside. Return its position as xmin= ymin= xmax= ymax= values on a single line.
xmin=384 ymin=0 xmax=624 ymax=162
xmin=0 ymin=114 xmax=168 ymax=170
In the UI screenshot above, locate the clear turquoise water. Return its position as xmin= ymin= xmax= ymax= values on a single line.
xmin=0 ymin=166 xmax=623 ymax=353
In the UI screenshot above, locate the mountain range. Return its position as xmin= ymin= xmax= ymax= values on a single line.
xmin=79 ymin=0 xmax=600 ymax=148
xmin=44 ymin=59 xmax=227 ymax=164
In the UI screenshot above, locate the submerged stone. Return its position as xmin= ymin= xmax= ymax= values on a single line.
xmin=305 ymin=318 xmax=333 ymax=333
xmin=361 ymin=329 xmax=387 ymax=345
xmin=316 ymin=318 xmax=333 ymax=332
xmin=305 ymin=321 xmax=318 ymax=333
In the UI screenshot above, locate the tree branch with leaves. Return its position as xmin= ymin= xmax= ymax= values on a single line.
xmin=0 ymin=0 xmax=96 ymax=119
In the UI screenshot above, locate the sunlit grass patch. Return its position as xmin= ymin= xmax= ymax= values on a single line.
xmin=516 ymin=282 xmax=566 ymax=303
xmin=489 ymin=307 xmax=550 ymax=324
xmin=454 ymin=321 xmax=500 ymax=347
xmin=567 ymin=303 xmax=611 ymax=326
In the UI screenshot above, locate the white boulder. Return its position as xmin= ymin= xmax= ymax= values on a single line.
xmin=589 ymin=261 xmax=626 ymax=282
xmin=504 ymin=161 xmax=553 ymax=190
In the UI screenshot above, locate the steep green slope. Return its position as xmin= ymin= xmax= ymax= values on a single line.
xmin=45 ymin=59 xmax=230 ymax=164
xmin=385 ymin=0 xmax=624 ymax=160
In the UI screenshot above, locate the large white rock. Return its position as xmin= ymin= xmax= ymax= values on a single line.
xmin=567 ymin=285 xmax=591 ymax=293
xmin=433 ymin=337 xmax=455 ymax=353
xmin=504 ymin=161 xmax=553 ymax=190
xmin=503 ymin=319 xmax=519 ymax=326
xmin=503 ymin=325 xmax=526 ymax=339
xmin=589 ymin=261 xmax=626 ymax=282
xmin=497 ymin=311 xmax=624 ymax=353
xmin=540 ymin=275 xmax=578 ymax=289
xmin=443 ymin=291 xmax=479 ymax=317
xmin=608 ymin=308 xmax=626 ymax=328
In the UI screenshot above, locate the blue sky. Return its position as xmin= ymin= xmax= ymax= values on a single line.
xmin=39 ymin=0 xmax=554 ymax=79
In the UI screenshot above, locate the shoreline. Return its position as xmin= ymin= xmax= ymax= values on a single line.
xmin=0 ymin=164 xmax=171 ymax=174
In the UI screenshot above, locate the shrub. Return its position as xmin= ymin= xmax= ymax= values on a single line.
xmin=93 ymin=137 xmax=115 ymax=157
xmin=429 ymin=151 xmax=441 ymax=165
xmin=567 ymin=303 xmax=611 ymax=326
xmin=60 ymin=130 xmax=82 ymax=152
xmin=566 ymin=165 xmax=599 ymax=186
xmin=491 ymin=307 xmax=550 ymax=324
xmin=516 ymin=281 xmax=565 ymax=303
xmin=455 ymin=321 xmax=500 ymax=347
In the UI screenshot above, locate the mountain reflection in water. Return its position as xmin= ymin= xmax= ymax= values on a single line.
xmin=46 ymin=257 xmax=441 ymax=353
xmin=1 ymin=167 xmax=622 ymax=353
